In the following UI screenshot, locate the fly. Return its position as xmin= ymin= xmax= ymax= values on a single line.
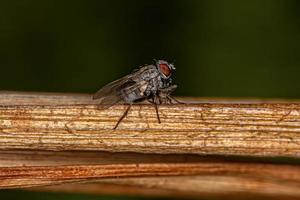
xmin=93 ymin=59 xmax=181 ymax=129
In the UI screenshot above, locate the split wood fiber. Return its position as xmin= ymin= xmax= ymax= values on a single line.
xmin=0 ymin=150 xmax=299 ymax=200
xmin=0 ymin=92 xmax=300 ymax=199
xmin=0 ymin=91 xmax=299 ymax=156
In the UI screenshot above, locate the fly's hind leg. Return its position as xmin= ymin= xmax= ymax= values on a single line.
xmin=114 ymin=104 xmax=132 ymax=129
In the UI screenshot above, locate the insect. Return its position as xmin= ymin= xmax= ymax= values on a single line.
xmin=93 ymin=59 xmax=181 ymax=129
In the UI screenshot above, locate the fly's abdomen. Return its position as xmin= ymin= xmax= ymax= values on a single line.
xmin=120 ymin=81 xmax=148 ymax=103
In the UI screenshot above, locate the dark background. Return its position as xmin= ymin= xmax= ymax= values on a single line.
xmin=1 ymin=0 xmax=300 ymax=199
xmin=1 ymin=0 xmax=300 ymax=98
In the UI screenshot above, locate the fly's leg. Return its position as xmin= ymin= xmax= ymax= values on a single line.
xmin=147 ymin=96 xmax=161 ymax=123
xmin=168 ymin=96 xmax=185 ymax=104
xmin=165 ymin=96 xmax=173 ymax=104
xmin=158 ymin=85 xmax=184 ymax=104
xmin=114 ymin=104 xmax=132 ymax=129
xmin=154 ymin=95 xmax=161 ymax=123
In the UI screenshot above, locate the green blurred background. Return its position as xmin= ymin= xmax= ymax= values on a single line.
xmin=1 ymin=0 xmax=300 ymax=98
xmin=0 ymin=0 xmax=300 ymax=199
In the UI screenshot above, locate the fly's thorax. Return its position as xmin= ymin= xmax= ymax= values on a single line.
xmin=141 ymin=67 xmax=173 ymax=96
xmin=142 ymin=66 xmax=160 ymax=81
xmin=119 ymin=62 xmax=174 ymax=103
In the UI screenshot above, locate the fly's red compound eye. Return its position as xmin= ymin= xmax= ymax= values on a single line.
xmin=159 ymin=63 xmax=171 ymax=77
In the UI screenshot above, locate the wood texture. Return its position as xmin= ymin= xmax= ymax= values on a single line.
xmin=0 ymin=92 xmax=300 ymax=199
xmin=0 ymin=150 xmax=299 ymax=200
xmin=0 ymin=91 xmax=300 ymax=156
xmin=36 ymin=176 xmax=300 ymax=200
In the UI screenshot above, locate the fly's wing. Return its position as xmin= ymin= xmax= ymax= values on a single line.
xmin=93 ymin=65 xmax=153 ymax=108
xmin=93 ymin=74 xmax=133 ymax=108
xmin=93 ymin=74 xmax=131 ymax=99
xmin=93 ymin=75 xmax=149 ymax=108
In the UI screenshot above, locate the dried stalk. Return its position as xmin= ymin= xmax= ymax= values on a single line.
xmin=36 ymin=176 xmax=300 ymax=200
xmin=0 ymin=91 xmax=299 ymax=156
xmin=0 ymin=150 xmax=299 ymax=200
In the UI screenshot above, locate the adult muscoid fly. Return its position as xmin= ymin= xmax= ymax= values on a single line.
xmin=93 ymin=59 xmax=181 ymax=129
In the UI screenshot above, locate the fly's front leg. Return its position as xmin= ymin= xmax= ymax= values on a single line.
xmin=168 ymin=95 xmax=185 ymax=104
xmin=160 ymin=85 xmax=185 ymax=104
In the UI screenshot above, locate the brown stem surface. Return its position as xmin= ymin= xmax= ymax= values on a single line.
xmin=0 ymin=91 xmax=299 ymax=156
xmin=0 ymin=150 xmax=299 ymax=200
xmin=1 ymin=92 xmax=300 ymax=199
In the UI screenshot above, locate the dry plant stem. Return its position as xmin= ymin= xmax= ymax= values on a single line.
xmin=0 ymin=150 xmax=298 ymax=200
xmin=35 ymin=176 xmax=300 ymax=200
xmin=0 ymin=92 xmax=300 ymax=156
xmin=0 ymin=92 xmax=299 ymax=199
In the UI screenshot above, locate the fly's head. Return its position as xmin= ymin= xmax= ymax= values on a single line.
xmin=155 ymin=60 xmax=175 ymax=79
